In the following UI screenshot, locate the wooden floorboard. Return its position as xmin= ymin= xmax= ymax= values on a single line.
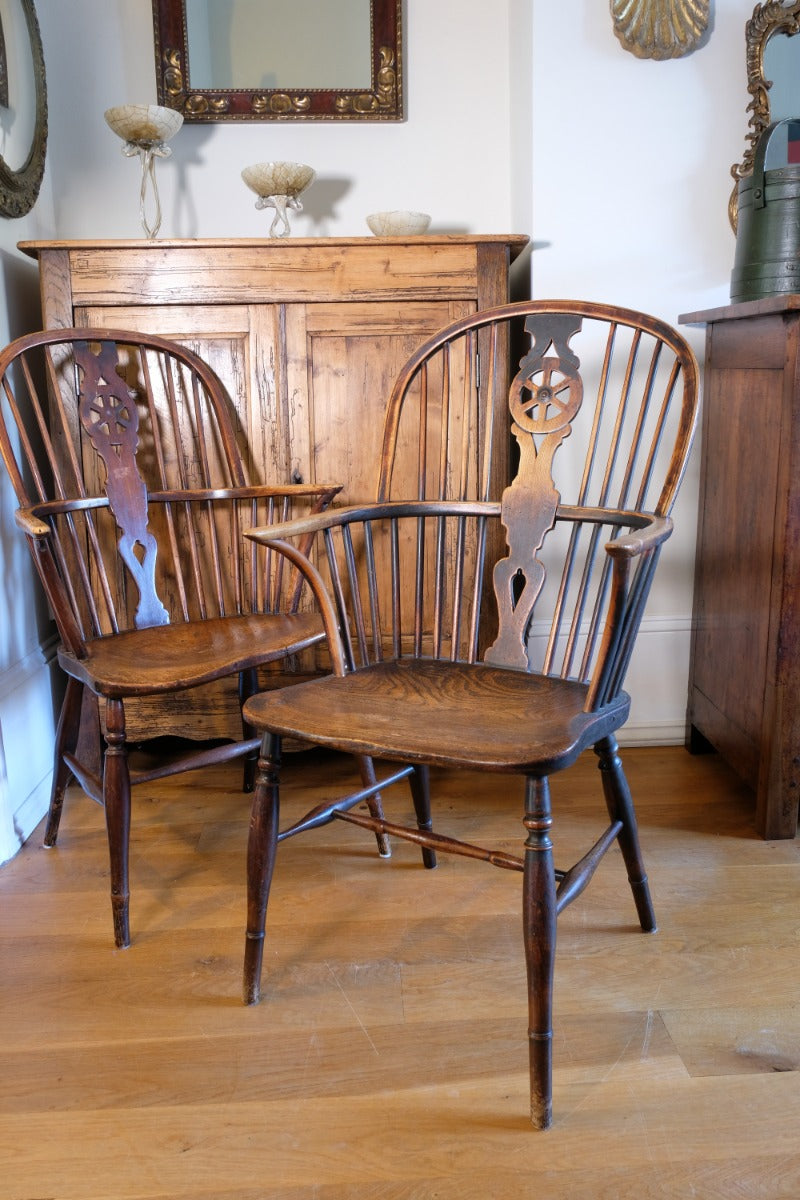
xmin=1 ymin=745 xmax=799 ymax=1198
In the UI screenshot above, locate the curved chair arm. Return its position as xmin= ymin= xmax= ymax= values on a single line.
xmin=148 ymin=483 xmax=341 ymax=505
xmin=14 ymin=508 xmax=88 ymax=658
xmin=16 ymin=482 xmax=343 ymax=659
xmin=245 ymin=498 xmax=500 ymax=544
xmin=555 ymin=506 xmax=673 ymax=555
xmin=15 ymin=505 xmax=57 ymax=538
xmin=251 ymin=536 xmax=352 ymax=676
xmin=601 ymin=514 xmax=674 ymax=558
xmin=585 ymin=513 xmax=675 ymax=711
xmin=244 ymin=500 xmax=674 ymax=700
xmin=245 ymin=499 xmax=500 ymax=674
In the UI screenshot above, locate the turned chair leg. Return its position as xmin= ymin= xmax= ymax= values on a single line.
xmin=243 ymin=732 xmax=282 ymax=1005
xmin=239 ymin=668 xmax=260 ymax=793
xmin=595 ymin=736 xmax=657 ymax=934
xmin=43 ymin=677 xmax=83 ymax=848
xmin=409 ymin=763 xmax=437 ymax=869
xmin=102 ymin=698 xmax=133 ymax=949
xmin=523 ymin=776 xmax=557 ymax=1130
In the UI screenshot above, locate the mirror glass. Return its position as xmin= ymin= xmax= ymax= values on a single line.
xmin=185 ymin=0 xmax=371 ymax=91
xmin=153 ymin=0 xmax=402 ymax=121
xmin=763 ymin=31 xmax=800 ymax=122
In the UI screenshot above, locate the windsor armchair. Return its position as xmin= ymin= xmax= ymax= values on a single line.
xmin=0 ymin=328 xmax=339 ymax=948
xmin=241 ymin=300 xmax=699 ymax=1128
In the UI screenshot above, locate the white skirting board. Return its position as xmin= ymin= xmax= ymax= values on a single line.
xmin=0 ymin=635 xmax=59 ymax=866
xmin=616 ymin=615 xmax=692 ymax=748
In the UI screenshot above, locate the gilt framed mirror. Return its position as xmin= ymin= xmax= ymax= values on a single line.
xmin=152 ymin=0 xmax=403 ymax=121
xmin=730 ymin=0 xmax=800 ymax=229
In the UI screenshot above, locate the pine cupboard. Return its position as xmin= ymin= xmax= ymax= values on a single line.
xmin=21 ymin=236 xmax=527 ymax=739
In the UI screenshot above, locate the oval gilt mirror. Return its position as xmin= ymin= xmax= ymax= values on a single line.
xmin=0 ymin=0 xmax=47 ymax=218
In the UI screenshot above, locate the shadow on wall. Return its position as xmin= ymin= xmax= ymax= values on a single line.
xmin=167 ymin=125 xmax=215 ymax=239
xmin=0 ymin=247 xmax=42 ymax=340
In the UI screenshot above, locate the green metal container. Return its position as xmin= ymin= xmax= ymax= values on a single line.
xmin=731 ymin=120 xmax=800 ymax=303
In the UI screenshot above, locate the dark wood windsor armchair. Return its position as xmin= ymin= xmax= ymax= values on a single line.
xmin=0 ymin=328 xmax=341 ymax=949
xmin=240 ymin=300 xmax=700 ymax=1128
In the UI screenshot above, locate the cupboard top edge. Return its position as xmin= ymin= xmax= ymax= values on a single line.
xmin=19 ymin=235 xmax=529 ymax=260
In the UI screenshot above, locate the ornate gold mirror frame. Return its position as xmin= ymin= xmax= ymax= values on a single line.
xmin=152 ymin=0 xmax=403 ymax=122
xmin=730 ymin=0 xmax=800 ymax=229
xmin=0 ymin=0 xmax=47 ymax=218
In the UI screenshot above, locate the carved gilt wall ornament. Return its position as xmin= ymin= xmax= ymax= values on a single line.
xmin=611 ymin=0 xmax=710 ymax=59
xmin=729 ymin=1 xmax=800 ymax=229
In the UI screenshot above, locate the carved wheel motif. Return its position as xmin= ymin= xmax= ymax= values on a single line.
xmin=76 ymin=342 xmax=139 ymax=454
xmin=82 ymin=390 xmax=135 ymax=448
xmin=510 ymin=357 xmax=583 ymax=436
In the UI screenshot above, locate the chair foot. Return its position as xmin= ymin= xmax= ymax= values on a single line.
xmin=243 ymin=935 xmax=264 ymax=1005
xmin=43 ymin=797 xmax=66 ymax=848
xmin=44 ymin=678 xmax=84 ymax=846
xmin=44 ymin=760 xmax=74 ymax=846
xmin=529 ymin=1033 xmax=553 ymax=1130
xmin=630 ymin=877 xmax=658 ymax=934
xmin=356 ymin=755 xmax=392 ymax=858
xmin=410 ymin=763 xmax=437 ymax=869
xmin=111 ymin=896 xmax=131 ymax=949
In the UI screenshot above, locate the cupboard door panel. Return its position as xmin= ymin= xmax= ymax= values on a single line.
xmin=303 ymin=300 xmax=475 ymax=505
xmin=75 ymin=303 xmax=288 ymax=485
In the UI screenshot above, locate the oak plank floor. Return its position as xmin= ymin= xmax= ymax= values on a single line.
xmin=1 ymin=745 xmax=799 ymax=1199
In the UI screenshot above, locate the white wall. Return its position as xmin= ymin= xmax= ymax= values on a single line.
xmin=41 ymin=0 xmax=521 ymax=243
xmin=0 ymin=0 xmax=762 ymax=858
xmin=532 ymin=0 xmax=753 ymax=741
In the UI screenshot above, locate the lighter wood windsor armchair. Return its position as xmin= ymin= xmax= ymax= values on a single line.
xmin=0 ymin=328 xmax=340 ymax=949
xmin=241 ymin=300 xmax=699 ymax=1128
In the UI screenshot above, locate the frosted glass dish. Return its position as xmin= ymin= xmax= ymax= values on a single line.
xmin=366 ymin=210 xmax=431 ymax=236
